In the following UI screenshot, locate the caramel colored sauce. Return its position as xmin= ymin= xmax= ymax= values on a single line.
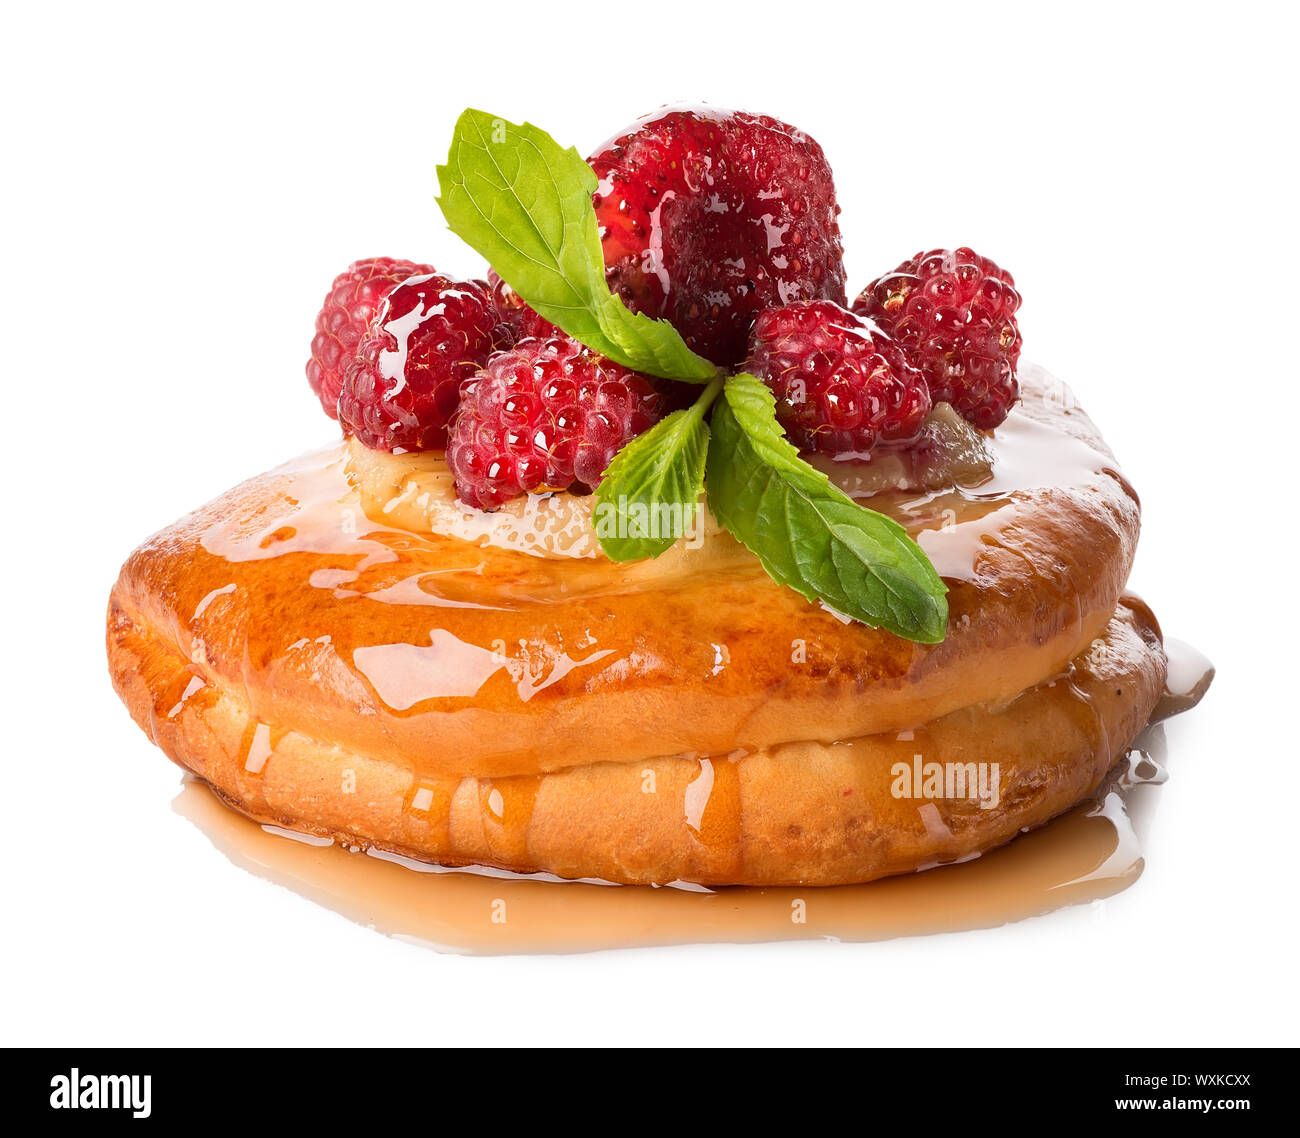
xmin=1152 ymin=639 xmax=1216 ymax=721
xmin=684 ymin=754 xmax=744 ymax=880
xmin=173 ymin=368 xmax=1119 ymax=784
xmin=173 ymin=721 xmax=1189 ymax=955
xmin=479 ymin=775 xmax=543 ymax=866
xmin=203 ymin=370 xmax=1111 ymax=591
xmin=148 ymin=366 xmax=1212 ymax=952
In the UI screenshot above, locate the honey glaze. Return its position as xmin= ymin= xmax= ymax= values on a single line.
xmin=198 ymin=368 xmax=1110 ymax=585
xmin=151 ymin=363 xmax=1215 ymax=951
xmin=173 ymin=722 xmax=1180 ymax=955
xmin=172 ymin=365 xmax=1127 ymax=783
xmin=1152 ymin=639 xmax=1216 ymax=721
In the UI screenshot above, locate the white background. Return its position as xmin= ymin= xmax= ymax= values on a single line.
xmin=2 ymin=0 xmax=1296 ymax=1046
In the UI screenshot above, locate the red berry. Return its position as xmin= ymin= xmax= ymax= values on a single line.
xmin=589 ymin=106 xmax=846 ymax=366
xmin=448 ymin=337 xmax=668 ymax=509
xmin=854 ymin=248 xmax=1022 ymax=429
xmin=307 ymin=257 xmax=435 ymax=419
xmin=487 ymin=268 xmax=559 ymax=345
xmin=747 ymin=300 xmax=931 ymax=457
xmin=337 ymin=274 xmax=498 ymax=452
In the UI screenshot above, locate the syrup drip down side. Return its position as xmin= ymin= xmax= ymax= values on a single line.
xmin=105 ymin=365 xmax=1194 ymax=891
xmin=172 ymin=720 xmax=1187 ymax=955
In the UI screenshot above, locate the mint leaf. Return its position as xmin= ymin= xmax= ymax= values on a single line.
xmin=593 ymin=376 xmax=722 ymax=561
xmin=706 ymin=373 xmax=949 ymax=642
xmin=590 ymin=292 xmax=715 ymax=382
xmin=435 ymin=109 xmax=715 ymax=382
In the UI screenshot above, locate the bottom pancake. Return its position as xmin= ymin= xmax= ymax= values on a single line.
xmin=108 ymin=596 xmax=1166 ymax=886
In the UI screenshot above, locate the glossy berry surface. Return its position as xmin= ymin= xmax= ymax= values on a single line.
xmin=487 ymin=269 xmax=559 ymax=346
xmin=447 ymin=337 xmax=667 ymax=509
xmin=854 ymin=247 xmax=1021 ymax=429
xmin=590 ymin=106 xmax=846 ymax=366
xmin=307 ymin=257 xmax=435 ymax=419
xmin=337 ymin=274 xmax=498 ymax=451
xmin=747 ymin=300 xmax=932 ymax=457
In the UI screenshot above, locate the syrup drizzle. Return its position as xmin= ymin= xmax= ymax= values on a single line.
xmin=173 ymin=721 xmax=1190 ymax=955
xmin=153 ymin=368 xmax=1213 ymax=953
xmin=160 ymin=588 xmax=1212 ymax=955
xmin=479 ymin=775 xmax=543 ymax=866
xmin=177 ymin=373 xmax=1115 ymax=759
xmin=196 ymin=370 xmax=1114 ymax=603
xmin=1152 ymin=639 xmax=1216 ymax=721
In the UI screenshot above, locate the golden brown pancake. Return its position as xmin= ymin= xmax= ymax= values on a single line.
xmin=106 ymin=368 xmax=1166 ymax=885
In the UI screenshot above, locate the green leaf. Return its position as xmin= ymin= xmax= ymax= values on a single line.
xmin=591 ymin=293 xmax=716 ymax=382
xmin=705 ymin=373 xmax=949 ymax=643
xmin=593 ymin=376 xmax=722 ymax=561
xmin=435 ymin=108 xmax=715 ymax=382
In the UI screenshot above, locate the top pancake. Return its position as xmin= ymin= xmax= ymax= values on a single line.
xmin=108 ymin=368 xmax=1139 ymax=779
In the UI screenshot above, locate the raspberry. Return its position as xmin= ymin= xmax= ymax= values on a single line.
xmin=337 ymin=274 xmax=498 ymax=452
xmin=307 ymin=257 xmax=435 ymax=419
xmin=853 ymin=248 xmax=1021 ymax=429
xmin=747 ymin=300 xmax=931 ymax=457
xmin=590 ymin=106 xmax=846 ymax=365
xmin=487 ymin=269 xmax=559 ymax=345
xmin=447 ymin=337 xmax=668 ymax=509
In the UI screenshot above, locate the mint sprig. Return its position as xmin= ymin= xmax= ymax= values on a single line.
xmin=706 ymin=375 xmax=949 ymax=643
xmin=436 ymin=109 xmax=715 ymax=382
xmin=593 ymin=375 xmax=722 ymax=560
xmin=435 ymin=109 xmax=950 ymax=643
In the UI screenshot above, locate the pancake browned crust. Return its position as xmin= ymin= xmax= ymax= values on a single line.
xmin=106 ymin=373 xmax=1164 ymax=885
xmin=110 ymin=596 xmax=1163 ymax=885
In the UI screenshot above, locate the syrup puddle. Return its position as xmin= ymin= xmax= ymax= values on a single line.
xmin=173 ymin=722 xmax=1182 ymax=956
xmin=144 ymin=366 xmax=1212 ymax=954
